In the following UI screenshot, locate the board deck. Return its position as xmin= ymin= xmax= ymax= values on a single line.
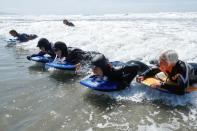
xmin=142 ymin=77 xmax=197 ymax=93
xmin=45 ymin=62 xmax=76 ymax=70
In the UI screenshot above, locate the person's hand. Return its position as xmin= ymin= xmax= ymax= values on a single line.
xmin=27 ymin=56 xmax=31 ymax=60
xmin=150 ymin=83 xmax=161 ymax=88
xmin=75 ymin=63 xmax=81 ymax=72
xmin=136 ymin=75 xmax=145 ymax=83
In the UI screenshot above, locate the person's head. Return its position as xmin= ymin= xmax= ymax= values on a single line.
xmin=53 ymin=41 xmax=68 ymax=58
xmin=37 ymin=38 xmax=51 ymax=52
xmin=159 ymin=50 xmax=179 ymax=73
xmin=91 ymin=54 xmax=110 ymax=76
xmin=9 ymin=30 xmax=18 ymax=37
xmin=63 ymin=19 xmax=68 ymax=25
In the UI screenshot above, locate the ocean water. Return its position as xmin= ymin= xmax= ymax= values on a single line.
xmin=0 ymin=12 xmax=197 ymax=131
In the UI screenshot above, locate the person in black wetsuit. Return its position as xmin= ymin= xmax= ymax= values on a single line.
xmin=9 ymin=30 xmax=37 ymax=42
xmin=27 ymin=38 xmax=55 ymax=60
xmin=137 ymin=50 xmax=197 ymax=95
xmin=91 ymin=54 xmax=141 ymax=90
xmin=63 ymin=19 xmax=75 ymax=27
xmin=52 ymin=41 xmax=101 ymax=70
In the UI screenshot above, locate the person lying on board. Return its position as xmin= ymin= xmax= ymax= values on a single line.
xmin=63 ymin=19 xmax=75 ymax=27
xmin=9 ymin=30 xmax=37 ymax=42
xmin=137 ymin=50 xmax=197 ymax=95
xmin=91 ymin=54 xmax=140 ymax=90
xmin=27 ymin=38 xmax=55 ymax=60
xmin=52 ymin=41 xmax=101 ymax=71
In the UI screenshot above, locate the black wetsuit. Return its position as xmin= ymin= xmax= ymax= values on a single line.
xmin=66 ymin=47 xmax=101 ymax=64
xmin=30 ymin=49 xmax=55 ymax=59
xmin=141 ymin=60 xmax=197 ymax=95
xmin=67 ymin=22 xmax=75 ymax=27
xmin=17 ymin=33 xmax=37 ymax=42
xmin=103 ymin=64 xmax=139 ymax=90
xmin=64 ymin=21 xmax=75 ymax=27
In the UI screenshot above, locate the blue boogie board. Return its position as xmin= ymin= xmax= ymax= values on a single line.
xmin=45 ymin=62 xmax=76 ymax=71
xmin=30 ymin=56 xmax=53 ymax=63
xmin=80 ymin=75 xmax=118 ymax=91
xmin=6 ymin=39 xmax=19 ymax=47
xmin=80 ymin=61 xmax=126 ymax=91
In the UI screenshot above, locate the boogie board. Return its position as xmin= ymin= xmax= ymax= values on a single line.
xmin=80 ymin=75 xmax=118 ymax=91
xmin=6 ymin=39 xmax=19 ymax=47
xmin=30 ymin=56 xmax=53 ymax=63
xmin=45 ymin=62 xmax=76 ymax=71
xmin=80 ymin=61 xmax=127 ymax=91
xmin=141 ymin=72 xmax=197 ymax=94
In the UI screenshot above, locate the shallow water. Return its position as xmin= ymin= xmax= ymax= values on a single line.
xmin=0 ymin=13 xmax=197 ymax=131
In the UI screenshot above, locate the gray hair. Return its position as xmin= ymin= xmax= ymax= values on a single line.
xmin=159 ymin=50 xmax=179 ymax=64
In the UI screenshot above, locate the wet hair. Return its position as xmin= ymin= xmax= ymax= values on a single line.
xmin=53 ymin=41 xmax=68 ymax=57
xmin=37 ymin=38 xmax=51 ymax=51
xmin=63 ymin=19 xmax=68 ymax=24
xmin=91 ymin=54 xmax=111 ymax=74
xmin=9 ymin=30 xmax=17 ymax=34
xmin=159 ymin=50 xmax=179 ymax=64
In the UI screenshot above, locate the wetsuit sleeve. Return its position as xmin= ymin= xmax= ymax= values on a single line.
xmin=122 ymin=65 xmax=139 ymax=83
xmin=160 ymin=75 xmax=188 ymax=95
xmin=31 ymin=51 xmax=45 ymax=57
xmin=48 ymin=50 xmax=56 ymax=59
xmin=140 ymin=67 xmax=161 ymax=78
xmin=116 ymin=65 xmax=139 ymax=90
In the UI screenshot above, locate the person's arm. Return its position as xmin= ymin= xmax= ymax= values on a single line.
xmin=31 ymin=51 xmax=45 ymax=57
xmin=136 ymin=67 xmax=161 ymax=83
xmin=160 ymin=74 xmax=188 ymax=95
xmin=141 ymin=67 xmax=161 ymax=78
xmin=122 ymin=65 xmax=138 ymax=82
xmin=75 ymin=63 xmax=81 ymax=72
xmin=47 ymin=50 xmax=56 ymax=59
xmin=27 ymin=51 xmax=46 ymax=60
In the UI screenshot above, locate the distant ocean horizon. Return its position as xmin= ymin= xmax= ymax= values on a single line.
xmin=1 ymin=10 xmax=197 ymax=16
